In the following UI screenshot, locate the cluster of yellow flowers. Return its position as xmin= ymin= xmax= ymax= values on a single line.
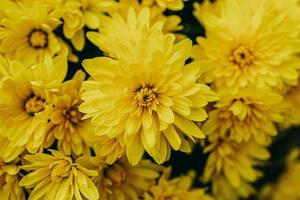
xmin=0 ymin=0 xmax=299 ymax=199
xmin=193 ymin=0 xmax=300 ymax=199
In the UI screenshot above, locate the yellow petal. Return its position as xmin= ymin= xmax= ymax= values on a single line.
xmin=126 ymin=135 xmax=144 ymax=166
xmin=71 ymin=30 xmax=85 ymax=51
xmin=84 ymin=11 xmax=100 ymax=29
xmin=19 ymin=168 xmax=49 ymax=187
xmin=51 ymin=110 xmax=63 ymax=124
xmin=174 ymin=115 xmax=205 ymax=139
xmin=3 ymin=164 xmax=19 ymax=175
xmin=163 ymin=125 xmax=181 ymax=150
xmin=185 ymin=108 xmax=208 ymax=122
xmin=229 ymin=100 xmax=248 ymax=120
xmin=224 ymin=164 xmax=241 ymax=187
xmin=141 ymin=125 xmax=158 ymax=148
xmin=76 ymin=171 xmax=99 ymax=200
xmin=157 ymin=105 xmax=174 ymax=123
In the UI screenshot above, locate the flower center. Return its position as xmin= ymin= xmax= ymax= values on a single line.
xmin=134 ymin=84 xmax=158 ymax=107
xmin=65 ymin=108 xmax=83 ymax=125
xmin=229 ymin=45 xmax=255 ymax=68
xmin=24 ymin=96 xmax=45 ymax=116
xmin=104 ymin=163 xmax=127 ymax=185
xmin=28 ymin=29 xmax=48 ymax=49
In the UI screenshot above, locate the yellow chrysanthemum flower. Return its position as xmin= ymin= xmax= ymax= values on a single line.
xmin=19 ymin=150 xmax=99 ymax=200
xmin=0 ymin=158 xmax=25 ymax=200
xmin=45 ymin=71 xmax=93 ymax=156
xmin=142 ymin=0 xmax=185 ymax=11
xmin=144 ymin=168 xmax=213 ymax=200
xmin=77 ymin=156 xmax=162 ymax=200
xmin=80 ymin=8 xmax=217 ymax=165
xmin=192 ymin=0 xmax=300 ymax=91
xmin=0 ymin=1 xmax=67 ymax=65
xmin=203 ymin=87 xmax=285 ymax=145
xmin=203 ymin=139 xmax=270 ymax=200
xmin=260 ymin=148 xmax=300 ymax=200
xmin=0 ymin=57 xmax=67 ymax=152
xmin=15 ymin=0 xmax=118 ymax=51
xmin=117 ymin=0 xmax=183 ymax=36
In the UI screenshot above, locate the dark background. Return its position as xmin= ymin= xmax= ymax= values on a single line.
xmin=65 ymin=0 xmax=300 ymax=199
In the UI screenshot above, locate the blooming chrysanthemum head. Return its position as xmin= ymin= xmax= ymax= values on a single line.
xmin=0 ymin=1 xmax=67 ymax=65
xmin=203 ymin=139 xmax=270 ymax=200
xmin=45 ymin=70 xmax=94 ymax=156
xmin=144 ymin=167 xmax=213 ymax=200
xmin=192 ymin=0 xmax=300 ymax=91
xmin=0 ymin=157 xmax=25 ymax=200
xmin=203 ymin=87 xmax=285 ymax=145
xmin=0 ymin=57 xmax=67 ymax=152
xmin=77 ymin=156 xmax=162 ymax=200
xmin=80 ymin=31 xmax=217 ymax=165
xmin=19 ymin=150 xmax=99 ymax=200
